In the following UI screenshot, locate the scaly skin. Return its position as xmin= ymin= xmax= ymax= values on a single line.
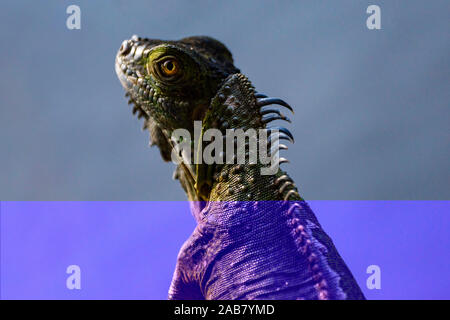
xmin=115 ymin=35 xmax=365 ymax=300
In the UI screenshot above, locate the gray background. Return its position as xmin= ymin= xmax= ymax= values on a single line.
xmin=0 ymin=0 xmax=449 ymax=200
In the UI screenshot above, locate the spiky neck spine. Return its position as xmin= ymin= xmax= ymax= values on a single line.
xmin=193 ymin=73 xmax=302 ymax=202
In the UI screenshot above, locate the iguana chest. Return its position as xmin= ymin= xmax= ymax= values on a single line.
xmin=180 ymin=201 xmax=343 ymax=300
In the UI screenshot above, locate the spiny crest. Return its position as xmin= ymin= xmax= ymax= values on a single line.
xmin=197 ymin=73 xmax=300 ymax=201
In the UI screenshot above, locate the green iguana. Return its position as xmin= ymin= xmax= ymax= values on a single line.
xmin=115 ymin=35 xmax=365 ymax=300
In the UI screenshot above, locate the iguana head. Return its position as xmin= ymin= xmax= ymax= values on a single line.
xmin=115 ymin=35 xmax=239 ymax=132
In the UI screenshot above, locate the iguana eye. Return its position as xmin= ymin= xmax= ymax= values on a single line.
xmin=147 ymin=53 xmax=185 ymax=83
xmin=160 ymin=59 xmax=179 ymax=76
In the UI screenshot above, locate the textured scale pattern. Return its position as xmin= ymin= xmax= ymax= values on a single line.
xmin=169 ymin=200 xmax=364 ymax=300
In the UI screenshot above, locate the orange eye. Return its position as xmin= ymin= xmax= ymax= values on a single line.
xmin=161 ymin=59 xmax=179 ymax=76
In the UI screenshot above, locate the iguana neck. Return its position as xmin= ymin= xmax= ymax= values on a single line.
xmin=184 ymin=73 xmax=302 ymax=204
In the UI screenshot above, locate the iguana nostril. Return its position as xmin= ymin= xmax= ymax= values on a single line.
xmin=119 ymin=40 xmax=131 ymax=55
